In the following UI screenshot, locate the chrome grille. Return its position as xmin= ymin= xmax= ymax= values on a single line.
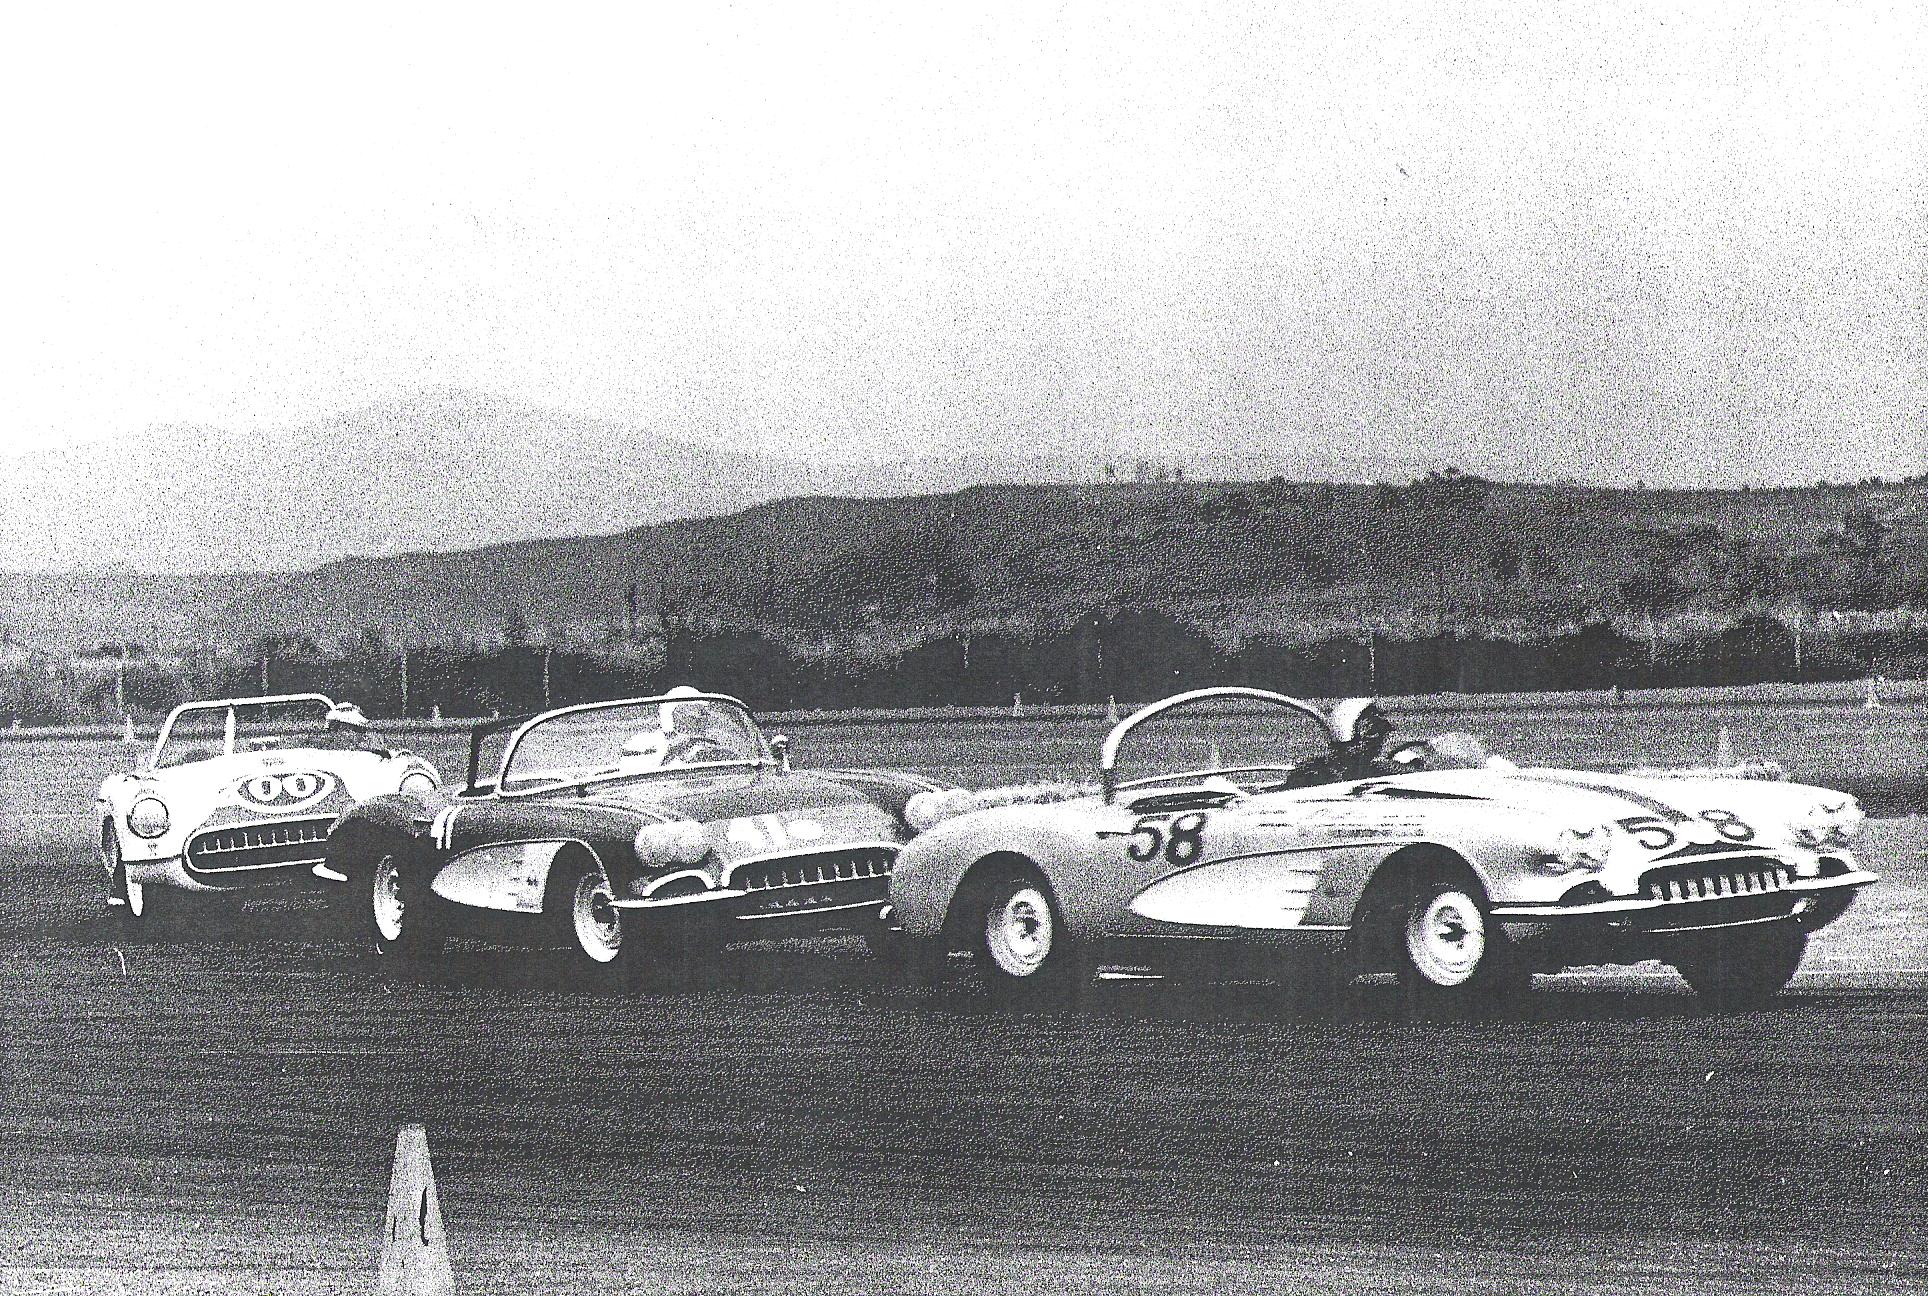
xmin=186 ymin=818 xmax=333 ymax=874
xmin=1640 ymin=859 xmax=1790 ymax=903
xmin=735 ymin=847 xmax=895 ymax=892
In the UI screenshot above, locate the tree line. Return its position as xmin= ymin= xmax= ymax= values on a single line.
xmin=7 ymin=607 xmax=1921 ymax=725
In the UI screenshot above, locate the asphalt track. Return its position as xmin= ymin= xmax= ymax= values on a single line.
xmin=3 ymin=709 xmax=1926 ymax=1295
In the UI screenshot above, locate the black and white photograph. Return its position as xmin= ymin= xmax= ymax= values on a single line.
xmin=3 ymin=3 xmax=1924 ymax=1292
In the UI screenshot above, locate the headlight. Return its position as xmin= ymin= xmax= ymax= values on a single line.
xmin=398 ymin=769 xmax=438 ymax=795
xmin=1532 ymin=823 xmax=1613 ymax=874
xmin=127 ymin=796 xmax=170 ymax=839
xmin=1792 ymin=797 xmax=1863 ymax=847
xmin=634 ymin=821 xmax=710 ymax=866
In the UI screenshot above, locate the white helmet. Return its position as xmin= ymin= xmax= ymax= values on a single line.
xmin=325 ymin=702 xmax=371 ymax=731
xmin=1329 ymin=698 xmax=1391 ymax=746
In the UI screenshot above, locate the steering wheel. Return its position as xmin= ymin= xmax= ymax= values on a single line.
xmin=1383 ymin=740 xmax=1437 ymax=769
xmin=664 ymin=735 xmax=734 ymax=764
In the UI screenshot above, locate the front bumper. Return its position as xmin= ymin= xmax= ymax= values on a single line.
xmin=1491 ymin=868 xmax=1877 ymax=926
xmin=124 ymin=853 xmax=336 ymax=896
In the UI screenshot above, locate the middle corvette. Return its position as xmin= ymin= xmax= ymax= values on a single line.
xmin=323 ymin=688 xmax=946 ymax=978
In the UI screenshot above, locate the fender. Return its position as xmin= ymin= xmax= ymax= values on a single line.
xmin=326 ymin=792 xmax=441 ymax=880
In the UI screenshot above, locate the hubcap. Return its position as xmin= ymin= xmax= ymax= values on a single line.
xmin=1407 ymin=889 xmax=1486 ymax=987
xmin=372 ymin=855 xmax=406 ymax=944
xmin=985 ymin=884 xmax=1054 ymax=977
xmin=573 ymin=870 xmax=622 ymax=963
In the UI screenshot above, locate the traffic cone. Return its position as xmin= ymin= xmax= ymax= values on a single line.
xmin=377 ymin=1125 xmax=456 ymax=1296
xmin=1864 ymin=677 xmax=1883 ymax=710
xmin=1105 ymin=695 xmax=1120 ymax=724
xmin=121 ymin=714 xmax=137 ymax=744
xmin=1012 ymin=692 xmax=1023 ymax=718
xmin=1713 ymin=726 xmax=1734 ymax=767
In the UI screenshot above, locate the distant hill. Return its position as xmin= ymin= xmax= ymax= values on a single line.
xmin=0 ymin=386 xmax=1435 ymax=574
xmin=2 ymin=475 xmax=1901 ymax=655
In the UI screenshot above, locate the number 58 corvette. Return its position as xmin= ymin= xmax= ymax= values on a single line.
xmin=889 ymin=687 xmax=1879 ymax=1010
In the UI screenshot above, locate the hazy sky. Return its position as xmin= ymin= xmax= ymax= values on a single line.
xmin=6 ymin=1 xmax=1924 ymax=484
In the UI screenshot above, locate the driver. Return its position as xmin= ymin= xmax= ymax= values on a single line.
xmin=620 ymin=687 xmax=733 ymax=769
xmin=318 ymin=702 xmax=385 ymax=752
xmin=1286 ymin=697 xmax=1397 ymax=787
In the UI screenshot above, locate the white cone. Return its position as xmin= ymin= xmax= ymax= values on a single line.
xmin=1864 ymin=677 xmax=1883 ymax=710
xmin=377 ymin=1125 xmax=456 ymax=1296
xmin=1105 ymin=695 xmax=1120 ymax=723
xmin=121 ymin=715 xmax=137 ymax=744
xmin=1713 ymin=726 xmax=1734 ymax=767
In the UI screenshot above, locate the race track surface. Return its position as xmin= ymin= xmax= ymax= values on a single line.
xmin=3 ymin=720 xmax=1925 ymax=1295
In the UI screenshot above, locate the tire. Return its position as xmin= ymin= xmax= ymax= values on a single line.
xmin=1669 ymin=923 xmax=1807 ymax=1010
xmin=556 ymin=862 xmax=625 ymax=970
xmin=368 ymin=850 xmax=444 ymax=961
xmin=1391 ymin=872 xmax=1524 ymax=1014
xmin=106 ymin=830 xmax=177 ymax=938
xmin=967 ymin=866 xmax=1088 ymax=1005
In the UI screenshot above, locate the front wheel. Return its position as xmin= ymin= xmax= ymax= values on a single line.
xmin=968 ymin=867 xmax=1088 ymax=1005
xmin=1668 ymin=923 xmax=1807 ymax=1010
xmin=558 ymin=863 xmax=626 ymax=973
xmin=1392 ymin=875 xmax=1525 ymax=1014
xmin=369 ymin=851 xmax=444 ymax=960
xmin=107 ymin=831 xmax=177 ymax=937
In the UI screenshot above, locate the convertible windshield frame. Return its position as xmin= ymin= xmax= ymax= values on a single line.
xmin=149 ymin=693 xmax=337 ymax=771
xmin=493 ymin=692 xmax=772 ymax=798
xmin=1099 ymin=686 xmax=1332 ymax=803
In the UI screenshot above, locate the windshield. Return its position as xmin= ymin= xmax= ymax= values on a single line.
xmin=153 ymin=698 xmax=335 ymax=768
xmin=1109 ymin=692 xmax=1333 ymax=793
xmin=499 ymin=697 xmax=767 ymax=793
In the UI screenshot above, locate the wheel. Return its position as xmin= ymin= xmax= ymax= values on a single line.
xmin=559 ymin=863 xmax=626 ymax=971
xmin=369 ymin=851 xmax=444 ymax=960
xmin=549 ymin=858 xmax=679 ymax=987
xmin=968 ymin=867 xmax=1088 ymax=1005
xmin=1391 ymin=873 xmax=1524 ymax=1014
xmin=1669 ymin=923 xmax=1807 ymax=1010
xmin=106 ymin=830 xmax=177 ymax=937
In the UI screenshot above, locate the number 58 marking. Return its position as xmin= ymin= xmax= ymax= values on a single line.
xmin=1126 ymin=812 xmax=1210 ymax=866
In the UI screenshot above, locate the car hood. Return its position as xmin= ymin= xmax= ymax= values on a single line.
xmin=99 ymin=746 xmax=440 ymax=847
xmin=1274 ymin=765 xmax=1848 ymax=854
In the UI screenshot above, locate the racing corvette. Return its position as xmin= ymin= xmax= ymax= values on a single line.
xmin=323 ymin=688 xmax=946 ymax=979
xmin=96 ymin=694 xmax=441 ymax=930
xmin=890 ymin=687 xmax=1879 ymax=1010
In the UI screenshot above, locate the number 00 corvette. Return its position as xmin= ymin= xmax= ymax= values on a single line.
xmin=889 ymin=687 xmax=1878 ymax=1009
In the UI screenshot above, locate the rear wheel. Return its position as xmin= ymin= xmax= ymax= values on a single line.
xmin=1390 ymin=872 xmax=1526 ymax=1014
xmin=967 ymin=866 xmax=1088 ymax=1005
xmin=1669 ymin=923 xmax=1807 ymax=1010
xmin=369 ymin=851 xmax=444 ymax=960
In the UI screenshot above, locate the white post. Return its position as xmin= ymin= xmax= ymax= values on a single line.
xmin=399 ymin=646 xmax=410 ymax=719
xmin=543 ymin=646 xmax=553 ymax=709
xmin=377 ymin=1125 xmax=455 ymax=1296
